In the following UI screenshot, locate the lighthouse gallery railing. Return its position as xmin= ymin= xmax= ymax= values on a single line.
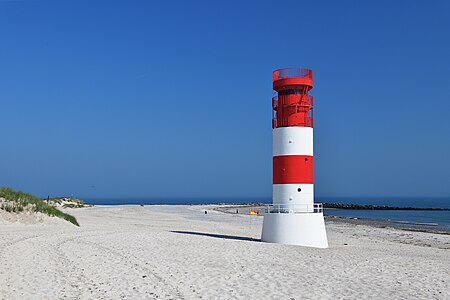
xmin=266 ymin=203 xmax=323 ymax=214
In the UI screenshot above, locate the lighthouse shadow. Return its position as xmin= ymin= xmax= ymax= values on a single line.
xmin=170 ymin=230 xmax=260 ymax=242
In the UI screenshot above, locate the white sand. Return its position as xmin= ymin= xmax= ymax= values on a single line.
xmin=0 ymin=205 xmax=448 ymax=299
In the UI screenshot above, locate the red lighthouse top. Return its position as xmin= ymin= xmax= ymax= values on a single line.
xmin=272 ymin=68 xmax=313 ymax=91
xmin=272 ymin=68 xmax=314 ymax=128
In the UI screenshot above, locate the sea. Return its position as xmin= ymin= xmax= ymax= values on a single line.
xmin=317 ymin=197 xmax=450 ymax=231
xmin=86 ymin=197 xmax=450 ymax=231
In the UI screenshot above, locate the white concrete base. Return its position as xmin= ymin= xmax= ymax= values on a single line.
xmin=261 ymin=213 xmax=328 ymax=248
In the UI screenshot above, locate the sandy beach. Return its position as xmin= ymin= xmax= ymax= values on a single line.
xmin=0 ymin=205 xmax=448 ymax=299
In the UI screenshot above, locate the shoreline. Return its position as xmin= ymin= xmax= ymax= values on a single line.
xmin=325 ymin=215 xmax=450 ymax=235
xmin=212 ymin=204 xmax=450 ymax=235
xmin=88 ymin=202 xmax=450 ymax=210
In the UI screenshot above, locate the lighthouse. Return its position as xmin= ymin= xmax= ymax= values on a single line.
xmin=261 ymin=68 xmax=328 ymax=248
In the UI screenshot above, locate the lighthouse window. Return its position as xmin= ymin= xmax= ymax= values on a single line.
xmin=304 ymin=158 xmax=308 ymax=162
xmin=297 ymin=188 xmax=302 ymax=192
xmin=279 ymin=89 xmax=302 ymax=95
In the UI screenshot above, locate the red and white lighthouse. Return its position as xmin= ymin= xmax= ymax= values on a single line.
xmin=261 ymin=68 xmax=328 ymax=248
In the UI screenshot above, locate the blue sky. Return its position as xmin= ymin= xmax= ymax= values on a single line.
xmin=1 ymin=0 xmax=449 ymax=200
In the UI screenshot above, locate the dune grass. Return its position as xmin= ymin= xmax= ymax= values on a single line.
xmin=48 ymin=197 xmax=91 ymax=208
xmin=0 ymin=187 xmax=79 ymax=226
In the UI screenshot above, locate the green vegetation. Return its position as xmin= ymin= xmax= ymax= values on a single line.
xmin=0 ymin=187 xmax=79 ymax=226
xmin=47 ymin=197 xmax=92 ymax=208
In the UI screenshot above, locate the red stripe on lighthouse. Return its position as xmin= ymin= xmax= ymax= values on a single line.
xmin=273 ymin=155 xmax=314 ymax=184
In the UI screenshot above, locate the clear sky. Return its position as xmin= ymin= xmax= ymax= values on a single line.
xmin=1 ymin=0 xmax=449 ymax=201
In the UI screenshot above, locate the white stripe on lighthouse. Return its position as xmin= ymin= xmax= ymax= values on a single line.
xmin=273 ymin=127 xmax=313 ymax=156
xmin=273 ymin=184 xmax=314 ymax=206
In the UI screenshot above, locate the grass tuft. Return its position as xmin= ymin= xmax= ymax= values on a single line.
xmin=0 ymin=187 xmax=79 ymax=226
